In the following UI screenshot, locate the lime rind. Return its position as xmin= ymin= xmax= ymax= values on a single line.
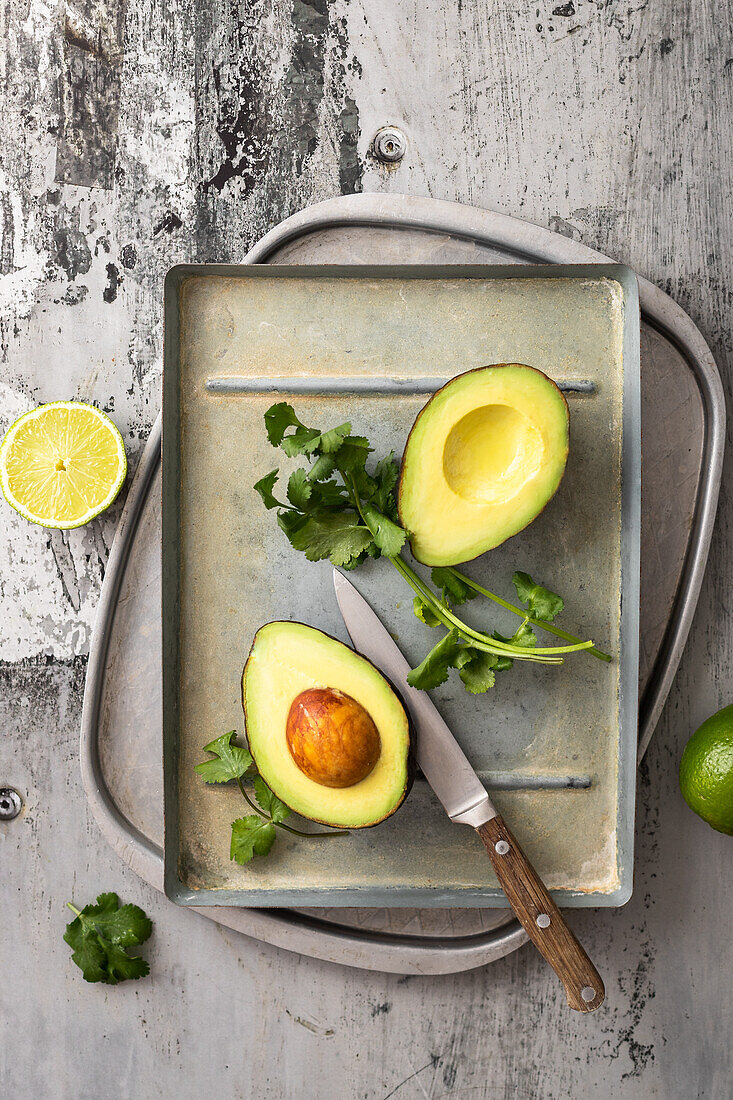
xmin=679 ymin=707 xmax=733 ymax=835
xmin=0 ymin=401 xmax=127 ymax=529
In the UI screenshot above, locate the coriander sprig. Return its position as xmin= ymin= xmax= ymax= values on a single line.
xmin=64 ymin=893 xmax=152 ymax=984
xmin=255 ymin=403 xmax=610 ymax=695
xmin=195 ymin=731 xmax=348 ymax=864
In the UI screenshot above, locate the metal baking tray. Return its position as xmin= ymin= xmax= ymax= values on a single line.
xmin=80 ymin=194 xmax=723 ymax=973
xmin=162 ymin=263 xmax=640 ymax=909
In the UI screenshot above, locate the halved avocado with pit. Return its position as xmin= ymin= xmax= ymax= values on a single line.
xmin=398 ymin=364 xmax=569 ymax=566
xmin=242 ymin=621 xmax=414 ymax=828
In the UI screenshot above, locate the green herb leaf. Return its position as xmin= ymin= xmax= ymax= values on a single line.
xmin=308 ymin=453 xmax=337 ymax=481
xmin=265 ymin=402 xmax=303 ymax=446
xmin=309 ymin=478 xmax=349 ymax=508
xmin=230 ymin=816 xmax=277 ymax=863
xmin=512 ymin=571 xmax=564 ymax=622
xmin=280 ymin=427 xmax=322 ymax=457
xmin=253 ymin=470 xmax=283 ymax=510
xmin=194 ymin=731 xmax=254 ymax=784
xmin=288 ymin=513 xmax=374 ymax=567
xmin=253 ymin=777 xmax=291 ymax=823
xmin=361 ymin=503 xmax=407 ymax=558
xmin=407 ymin=629 xmax=462 ymax=690
xmin=278 ymin=418 xmax=352 ymax=459
xmin=511 ymin=620 xmax=538 ymax=648
xmin=455 ymin=648 xmax=498 ymax=694
xmin=287 ymin=468 xmax=313 ymax=510
xmin=335 ymin=440 xmax=373 ymax=481
xmin=431 ymin=567 xmax=477 ymax=607
xmin=318 ymin=421 xmax=353 ymax=453
xmin=373 ymin=453 xmax=400 ymax=515
xmin=64 ymin=894 xmax=152 ymax=984
xmin=408 ymin=634 xmax=501 ymax=695
xmin=494 ymin=622 xmax=538 ymax=649
xmin=76 ymin=892 xmax=153 ymax=947
xmin=413 ymin=597 xmax=442 ymax=627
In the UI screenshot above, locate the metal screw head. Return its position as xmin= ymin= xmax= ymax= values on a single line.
xmin=494 ymin=839 xmax=510 ymax=855
xmin=373 ymin=126 xmax=406 ymax=164
xmin=0 ymin=788 xmax=22 ymax=821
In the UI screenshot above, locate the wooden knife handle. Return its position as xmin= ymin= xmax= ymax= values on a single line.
xmin=477 ymin=815 xmax=605 ymax=1012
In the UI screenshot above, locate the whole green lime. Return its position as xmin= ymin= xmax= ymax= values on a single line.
xmin=679 ymin=705 xmax=733 ymax=835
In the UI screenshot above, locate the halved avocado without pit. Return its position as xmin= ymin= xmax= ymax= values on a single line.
xmin=398 ymin=364 xmax=570 ymax=566
xmin=242 ymin=621 xmax=414 ymax=828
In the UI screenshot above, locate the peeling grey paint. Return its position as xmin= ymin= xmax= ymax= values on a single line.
xmin=56 ymin=0 xmax=126 ymax=188
xmin=53 ymin=224 xmax=92 ymax=280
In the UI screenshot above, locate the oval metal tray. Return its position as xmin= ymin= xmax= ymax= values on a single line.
xmin=80 ymin=193 xmax=724 ymax=974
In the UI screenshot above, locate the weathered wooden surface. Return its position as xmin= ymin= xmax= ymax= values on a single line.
xmin=1 ymin=0 xmax=732 ymax=1096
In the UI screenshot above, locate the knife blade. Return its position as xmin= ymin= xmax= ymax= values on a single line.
xmin=333 ymin=568 xmax=605 ymax=1013
xmin=333 ymin=568 xmax=495 ymax=827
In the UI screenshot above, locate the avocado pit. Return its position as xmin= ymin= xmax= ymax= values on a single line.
xmin=286 ymin=687 xmax=381 ymax=789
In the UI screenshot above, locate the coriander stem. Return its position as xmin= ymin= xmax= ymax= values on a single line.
xmin=390 ymin=554 xmax=563 ymax=664
xmin=237 ymin=776 xmax=348 ymax=838
xmin=66 ymin=902 xmax=81 ymax=917
xmin=276 ymin=823 xmax=349 ymax=838
xmin=236 ymin=776 xmax=269 ymax=819
xmin=449 ymin=567 xmax=612 ymax=663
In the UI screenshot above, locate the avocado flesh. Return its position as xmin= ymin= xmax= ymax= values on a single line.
xmin=242 ymin=621 xmax=412 ymax=828
xmin=398 ymin=364 xmax=569 ymax=566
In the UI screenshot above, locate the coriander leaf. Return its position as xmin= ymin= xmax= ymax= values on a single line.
xmin=455 ymin=648 xmax=498 ymax=694
xmin=288 ymin=513 xmax=373 ymax=567
xmin=286 ymin=468 xmax=312 ymax=510
xmin=279 ymin=419 xmax=352 ymax=459
xmin=413 ymin=597 xmax=442 ymax=628
xmin=78 ymin=894 xmax=153 ymax=947
xmin=230 ymin=816 xmax=276 ymax=863
xmin=407 ymin=629 xmax=462 ymax=690
xmin=318 ymin=421 xmax=352 ymax=453
xmin=103 ymin=946 xmax=150 ymax=984
xmin=308 ymin=453 xmax=337 ymax=481
xmin=194 ymin=731 xmax=254 ymax=784
xmin=309 ymin=478 xmax=349 ymax=508
xmin=253 ymin=470 xmax=283 ymax=510
xmin=64 ymin=923 xmax=108 ymax=983
xmin=265 ymin=402 xmax=302 ymax=446
xmin=373 ymin=453 xmax=400 ymax=514
xmin=495 ymin=622 xmax=537 ymax=649
xmin=281 ymin=426 xmax=322 ymax=457
xmin=512 ymin=571 xmax=564 ymax=622
xmin=511 ymin=621 xmax=537 ymax=648
xmin=277 ymin=509 xmax=309 ymax=537
xmin=350 ymin=465 xmax=378 ymax=500
xmin=430 ymin=567 xmax=477 ymax=607
xmin=64 ymin=894 xmax=152 ymax=985
xmin=335 ymin=440 xmax=372 ymax=480
xmin=361 ymin=503 xmax=407 ymax=558
xmin=253 ymin=777 xmax=291 ymax=823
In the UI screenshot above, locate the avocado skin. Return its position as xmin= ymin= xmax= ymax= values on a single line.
xmin=397 ymin=363 xmax=569 ymax=566
xmin=241 ymin=621 xmax=416 ymax=829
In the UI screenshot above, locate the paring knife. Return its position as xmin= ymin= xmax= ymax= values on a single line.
xmin=333 ymin=569 xmax=605 ymax=1013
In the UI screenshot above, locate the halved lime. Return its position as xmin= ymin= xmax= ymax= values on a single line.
xmin=0 ymin=401 xmax=127 ymax=529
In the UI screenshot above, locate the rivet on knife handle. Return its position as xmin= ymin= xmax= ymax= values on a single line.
xmin=477 ymin=815 xmax=605 ymax=1013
